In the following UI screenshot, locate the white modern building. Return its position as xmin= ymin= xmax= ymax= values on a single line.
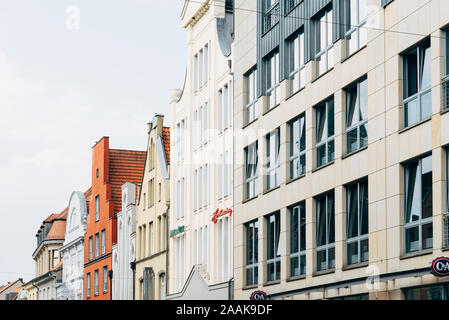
xmin=168 ymin=0 xmax=235 ymax=299
xmin=112 ymin=183 xmax=136 ymax=300
xmin=56 ymin=190 xmax=91 ymax=300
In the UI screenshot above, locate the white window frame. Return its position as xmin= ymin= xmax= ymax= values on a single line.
xmin=314 ymin=7 xmax=334 ymax=77
xmin=315 ymin=98 xmax=335 ymax=168
xmin=288 ymin=31 xmax=306 ymax=95
xmin=94 ymin=269 xmax=99 ymax=296
xmin=344 ymin=0 xmax=367 ymax=57
xmin=246 ymin=220 xmax=258 ymax=286
xmin=245 ymin=68 xmax=258 ymax=124
xmin=266 ymin=212 xmax=281 ymax=282
xmin=101 ymin=229 xmax=105 ymax=255
xmin=266 ymin=128 xmax=280 ymax=191
xmin=102 ymin=266 xmax=108 ymax=293
xmin=289 ymin=114 xmax=306 ymax=180
xmin=316 ymin=191 xmax=335 ymax=272
xmin=245 ymin=142 xmax=258 ymax=200
xmin=290 ymin=202 xmax=306 ymax=277
xmin=265 ymin=51 xmax=280 ymax=111
xmin=345 ymin=78 xmax=368 ymax=154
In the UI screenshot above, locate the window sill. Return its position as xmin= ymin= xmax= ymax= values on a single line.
xmin=399 ymin=117 xmax=432 ymax=134
xmin=312 ymin=161 xmax=335 ymax=174
xmin=342 ymin=146 xmax=368 ymax=160
xmin=242 ymin=284 xmax=258 ymax=291
xmin=400 ymin=249 xmax=433 ymax=260
xmin=442 ymin=246 xmax=449 ymax=252
xmin=286 ymin=174 xmax=306 ymax=185
xmin=262 ymin=103 xmax=280 ymax=117
xmin=342 ymin=262 xmax=369 ymax=271
xmin=285 ymin=85 xmax=305 ymax=102
xmin=263 ymin=185 xmax=281 ymax=195
xmin=341 ymin=45 xmax=367 ymax=64
xmin=440 ymin=108 xmax=449 ymax=116
xmin=313 ymin=269 xmax=335 ymax=277
xmin=311 ymin=67 xmax=334 ymax=84
xmin=263 ymin=280 xmax=281 ymax=287
xmin=242 ymin=195 xmax=259 ymax=204
xmin=242 ymin=117 xmax=259 ymax=130
xmin=286 ymin=275 xmax=306 ymax=283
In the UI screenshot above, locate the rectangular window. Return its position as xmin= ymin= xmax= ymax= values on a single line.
xmin=194 ymin=54 xmax=198 ymax=91
xmin=181 ymin=178 xmax=185 ymax=218
xmin=224 ymin=151 xmax=229 ymax=197
xmin=285 ymin=0 xmax=301 ymax=13
xmin=246 ymin=220 xmax=259 ymax=286
xmin=314 ymin=7 xmax=334 ymax=77
xmin=404 ymin=285 xmax=448 ymax=300
xmin=199 ymin=48 xmax=203 ymax=87
xmin=316 ymin=191 xmax=335 ymax=272
xmin=94 ymin=269 xmax=99 ymax=296
xmin=290 ymin=202 xmax=306 ymax=277
xmin=265 ymin=51 xmax=280 ymax=110
xmin=346 ymin=77 xmax=368 ymax=153
xmin=263 ymin=0 xmax=280 ymax=33
xmin=218 ymin=89 xmax=223 ymax=133
xmin=94 ymin=233 xmax=99 ymax=258
xmin=289 ymin=114 xmax=306 ymax=179
xmin=223 ymin=84 xmax=229 ymax=130
xmin=204 ymin=44 xmax=209 ymax=83
xmin=245 ymin=142 xmax=258 ymax=200
xmin=203 ymin=103 xmax=208 ymax=145
xmin=218 ymin=220 xmax=223 ymax=279
xmin=198 ymin=167 xmax=203 ymax=209
xmin=204 ymin=164 xmax=209 ymax=206
xmin=346 ymin=178 xmax=369 ymax=265
xmin=95 ymin=195 xmax=99 ymax=222
xmin=150 ymin=222 xmax=154 ymax=255
xmin=344 ymin=0 xmax=367 ymax=56
xmin=86 ymin=273 xmax=91 ymax=298
xmin=198 ymin=228 xmax=203 ymax=266
xmin=101 ymin=230 xmax=105 ymax=255
xmin=316 ymin=98 xmax=335 ymax=167
xmin=103 ymin=266 xmax=108 ymax=293
xmin=266 ymin=128 xmax=280 ymax=190
xmin=403 ymin=39 xmax=432 ymax=127
xmin=287 ymin=31 xmax=305 ymax=94
xmin=446 ymin=148 xmax=449 ymax=248
xmin=443 ymin=29 xmax=449 ymax=111
xmin=245 ymin=68 xmax=258 ymax=124
xmin=266 ymin=212 xmax=281 ymax=282
xmin=404 ymin=154 xmax=433 ymax=253
xmin=89 ymin=236 xmax=93 ymax=261
xmin=194 ymin=169 xmax=198 ymax=211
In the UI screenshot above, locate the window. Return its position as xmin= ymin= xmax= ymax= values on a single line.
xmin=285 ymin=0 xmax=301 ymax=13
xmin=314 ymin=7 xmax=334 ymax=77
xmin=287 ymin=31 xmax=305 ymax=94
xmin=290 ymin=202 xmax=306 ymax=277
xmin=86 ymin=273 xmax=91 ymax=298
xmin=404 ymin=284 xmax=449 ymax=300
xmin=103 ymin=266 xmax=108 ymax=293
xmin=175 ymin=235 xmax=185 ymax=291
xmin=89 ymin=236 xmax=93 ymax=261
xmin=101 ymin=230 xmax=105 ymax=255
xmin=245 ymin=68 xmax=258 ymax=124
xmin=344 ymin=0 xmax=367 ymax=56
xmin=199 ymin=48 xmax=203 ymax=87
xmin=194 ymin=169 xmax=198 ymax=211
xmin=403 ymin=39 xmax=432 ymax=128
xmin=265 ymin=51 xmax=280 ymax=110
xmin=245 ymin=142 xmax=258 ymax=200
xmin=94 ymin=269 xmax=99 ymax=296
xmin=266 ymin=128 xmax=280 ymax=190
xmin=160 ymin=273 xmax=166 ymax=300
xmin=315 ymin=98 xmax=335 ymax=167
xmin=194 ymin=53 xmax=198 ymax=91
xmin=316 ymin=191 xmax=335 ymax=272
xmin=95 ymin=195 xmax=99 ymax=222
xmin=266 ymin=212 xmax=281 ymax=282
xmin=263 ymin=0 xmax=280 ymax=33
xmin=445 ymin=149 xmax=449 ymax=248
xmin=224 ymin=151 xmax=230 ymax=197
xmin=346 ymin=179 xmax=369 ymax=265
xmin=446 ymin=29 xmax=449 ymax=77
xmin=150 ymin=222 xmax=154 ymax=255
xmin=404 ymin=154 xmax=433 ymax=253
xmin=289 ymin=114 xmax=306 ymax=180
xmin=346 ymin=77 xmax=368 ymax=153
xmin=94 ymin=233 xmax=99 ymax=258
xmin=443 ymin=29 xmax=449 ymax=111
xmin=246 ymin=220 xmax=258 ymax=286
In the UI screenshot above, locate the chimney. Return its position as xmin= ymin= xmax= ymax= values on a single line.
xmin=153 ymin=114 xmax=165 ymax=136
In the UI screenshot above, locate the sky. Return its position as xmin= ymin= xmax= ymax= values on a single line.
xmin=0 ymin=0 xmax=186 ymax=285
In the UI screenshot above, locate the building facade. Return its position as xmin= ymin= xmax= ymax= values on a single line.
xmin=233 ymin=0 xmax=449 ymax=300
xmin=84 ymin=137 xmax=146 ymax=300
xmin=112 ymin=182 xmax=137 ymax=300
xmin=0 ymin=279 xmax=24 ymax=300
xmin=56 ymin=189 xmax=91 ymax=300
xmin=135 ymin=115 xmax=170 ymax=300
xmin=168 ymin=0 xmax=235 ymax=299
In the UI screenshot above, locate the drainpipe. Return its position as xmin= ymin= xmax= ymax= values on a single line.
xmin=31 ymin=281 xmax=39 ymax=301
xmin=228 ymin=276 xmax=234 ymax=300
xmin=108 ymin=270 xmax=113 ymax=300
xmin=165 ymin=204 xmax=170 ymax=299
xmin=130 ymin=260 xmax=136 ymax=300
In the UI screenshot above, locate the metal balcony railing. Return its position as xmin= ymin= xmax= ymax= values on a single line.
xmin=442 ymin=78 xmax=449 ymax=111
xmin=264 ymin=2 xmax=280 ymax=33
xmin=285 ymin=0 xmax=301 ymax=14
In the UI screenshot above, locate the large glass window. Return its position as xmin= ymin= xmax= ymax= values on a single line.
xmin=94 ymin=233 xmax=99 ymax=258
xmin=245 ymin=142 xmax=258 ymax=200
xmin=245 ymin=68 xmax=258 ymax=124
xmin=316 ymin=191 xmax=335 ymax=272
xmin=346 ymin=78 xmax=368 ymax=153
xmin=346 ymin=179 xmax=369 ymax=265
xmin=95 ymin=195 xmax=99 ymax=222
xmin=446 ymin=148 xmax=449 ymax=248
xmin=403 ymin=39 xmax=432 ymax=128
xmin=266 ymin=128 xmax=280 ymax=190
xmin=289 ymin=114 xmax=306 ymax=180
xmin=266 ymin=212 xmax=281 ymax=282
xmin=316 ymin=98 xmax=335 ymax=167
xmin=103 ymin=266 xmax=108 ymax=293
xmin=89 ymin=236 xmax=93 ymax=261
xmin=287 ymin=31 xmax=306 ymax=95
xmin=314 ymin=7 xmax=334 ymax=77
xmin=404 ymin=285 xmax=448 ymax=300
xmin=86 ymin=273 xmax=91 ymax=298
xmin=94 ymin=269 xmax=99 ymax=296
xmin=404 ymin=154 xmax=433 ymax=254
xmin=101 ymin=230 xmax=105 ymax=255
xmin=265 ymin=51 xmax=280 ymax=110
xmin=443 ymin=29 xmax=449 ymax=111
xmin=290 ymin=202 xmax=306 ymax=277
xmin=246 ymin=220 xmax=259 ymax=286
xmin=344 ymin=0 xmax=367 ymax=56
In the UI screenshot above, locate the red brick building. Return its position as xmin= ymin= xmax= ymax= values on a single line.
xmin=84 ymin=137 xmax=145 ymax=300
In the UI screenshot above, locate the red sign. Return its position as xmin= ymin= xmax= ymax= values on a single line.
xmin=431 ymin=257 xmax=449 ymax=277
xmin=250 ymin=291 xmax=268 ymax=300
xmin=212 ymin=208 xmax=232 ymax=224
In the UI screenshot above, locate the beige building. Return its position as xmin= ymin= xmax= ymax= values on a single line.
xmin=135 ymin=114 xmax=170 ymax=300
xmin=168 ymin=0 xmax=235 ymax=299
xmin=232 ymin=0 xmax=449 ymax=300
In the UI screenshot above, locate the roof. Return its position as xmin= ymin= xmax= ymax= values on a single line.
xmin=109 ymin=149 xmax=146 ymax=214
xmin=162 ymin=127 xmax=170 ymax=165
xmin=0 ymin=279 xmax=23 ymax=294
xmin=35 ymin=208 xmax=67 ymax=238
xmin=50 ymin=261 xmax=63 ymax=272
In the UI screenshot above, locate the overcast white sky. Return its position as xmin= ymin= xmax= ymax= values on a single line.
xmin=0 ymin=0 xmax=186 ymax=285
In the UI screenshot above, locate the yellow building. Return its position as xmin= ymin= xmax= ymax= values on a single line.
xmin=135 ymin=114 xmax=170 ymax=300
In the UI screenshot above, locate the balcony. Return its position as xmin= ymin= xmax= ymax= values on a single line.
xmin=285 ymin=0 xmax=301 ymax=14
xmin=442 ymin=77 xmax=449 ymax=111
xmin=264 ymin=2 xmax=280 ymax=33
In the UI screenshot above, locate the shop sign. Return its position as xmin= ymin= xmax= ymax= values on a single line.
xmin=431 ymin=257 xmax=449 ymax=277
xmin=212 ymin=208 xmax=232 ymax=224
xmin=250 ymin=290 xmax=268 ymax=300
xmin=170 ymin=225 xmax=185 ymax=237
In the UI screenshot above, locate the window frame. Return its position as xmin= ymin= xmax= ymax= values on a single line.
xmin=315 ymin=98 xmax=335 ymax=168
xmin=287 ymin=30 xmax=306 ymax=95
xmin=102 ymin=266 xmax=108 ymax=294
xmin=245 ymin=67 xmax=258 ymax=125
xmin=94 ymin=233 xmax=99 ymax=258
xmin=263 ymin=0 xmax=280 ymax=33
xmin=245 ymin=220 xmax=259 ymax=287
xmin=86 ymin=272 xmax=91 ymax=298
xmin=265 ymin=50 xmax=281 ymax=111
xmin=94 ymin=269 xmax=99 ymax=296
xmin=345 ymin=77 xmax=368 ymax=154
xmin=95 ymin=195 xmax=100 ymax=222
xmin=314 ymin=7 xmax=334 ymax=77
xmin=265 ymin=128 xmax=281 ymax=191
xmin=266 ymin=212 xmax=281 ymax=282
xmin=315 ymin=191 xmax=335 ymax=272
xmin=344 ymin=0 xmax=368 ymax=57
xmin=289 ymin=114 xmax=306 ymax=180
xmin=101 ymin=229 xmax=106 ymax=256
xmin=245 ymin=141 xmax=259 ymax=200
xmin=289 ymin=202 xmax=306 ymax=277
xmin=89 ymin=236 xmax=93 ymax=261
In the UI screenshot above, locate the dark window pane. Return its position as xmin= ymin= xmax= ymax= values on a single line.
xmin=347 ymin=242 xmax=358 ymax=265
xmin=347 ymin=184 xmax=359 ymax=239
xmin=317 ymin=249 xmax=327 ymax=272
xmin=421 ymin=155 xmax=433 ymax=219
xmin=405 ymin=50 xmax=418 ymax=98
xmin=328 ymin=247 xmax=335 ymax=269
xmin=405 ymin=160 xmax=420 ymax=224
xmin=360 ymin=180 xmax=369 ymax=235
xmin=420 ymin=43 xmax=431 ymax=90
xmin=347 ymin=85 xmax=358 ymax=128
xmin=316 ymin=105 xmax=327 ymax=142
xmin=360 ymin=124 xmax=368 ymax=148
xmin=328 ymin=140 xmax=335 ymax=163
xmin=317 ymin=144 xmax=327 ymax=167
xmin=347 ymin=128 xmax=359 ymax=153
xmin=328 ymin=194 xmax=335 ymax=244
xmin=361 ymin=238 xmax=369 ymax=262
xmin=300 ymin=205 xmax=306 ymax=251
xmin=317 ymin=197 xmax=327 ymax=247
xmin=291 ymin=207 xmax=299 ymax=254
xmin=422 ymin=223 xmax=433 ymax=250
xmin=290 ymin=256 xmax=299 ymax=277
xmin=328 ymin=100 xmax=334 ymax=136
xmin=406 ymin=226 xmax=420 ymax=253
